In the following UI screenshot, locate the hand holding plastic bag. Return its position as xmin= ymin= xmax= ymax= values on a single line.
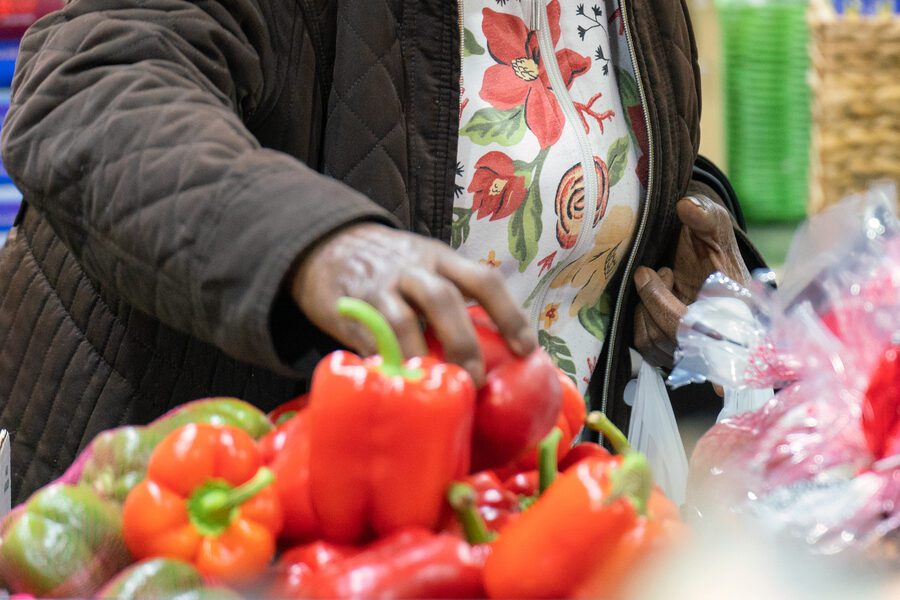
xmin=672 ymin=183 xmax=900 ymax=561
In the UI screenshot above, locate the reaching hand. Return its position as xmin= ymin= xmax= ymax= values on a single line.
xmin=633 ymin=195 xmax=750 ymax=368
xmin=291 ymin=223 xmax=537 ymax=385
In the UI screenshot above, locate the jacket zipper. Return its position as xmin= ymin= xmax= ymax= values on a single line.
xmin=458 ymin=0 xmax=465 ymax=93
xmin=527 ymin=0 xmax=600 ymax=330
xmin=600 ymin=0 xmax=655 ymax=417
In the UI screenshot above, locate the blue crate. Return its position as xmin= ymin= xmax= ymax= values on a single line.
xmin=0 ymin=183 xmax=21 ymax=229
xmin=0 ymin=88 xmax=12 ymax=187
xmin=0 ymin=41 xmax=16 ymax=88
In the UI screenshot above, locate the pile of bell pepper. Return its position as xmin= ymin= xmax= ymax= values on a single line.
xmin=0 ymin=298 xmax=685 ymax=599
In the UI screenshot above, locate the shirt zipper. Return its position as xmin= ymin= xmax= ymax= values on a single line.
xmin=600 ymin=0 xmax=655 ymax=417
xmin=527 ymin=0 xmax=600 ymax=330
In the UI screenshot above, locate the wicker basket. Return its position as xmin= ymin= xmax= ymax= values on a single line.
xmin=808 ymin=0 xmax=900 ymax=214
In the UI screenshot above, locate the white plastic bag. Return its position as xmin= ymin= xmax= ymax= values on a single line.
xmin=628 ymin=359 xmax=689 ymax=505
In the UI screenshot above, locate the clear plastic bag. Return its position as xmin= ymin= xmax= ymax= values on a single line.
xmin=718 ymin=387 xmax=775 ymax=422
xmin=628 ymin=360 xmax=689 ymax=505
xmin=672 ymin=183 xmax=900 ymax=561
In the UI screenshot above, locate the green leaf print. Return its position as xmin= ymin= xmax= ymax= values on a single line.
xmin=461 ymin=107 xmax=527 ymax=147
xmin=616 ymin=67 xmax=645 ymax=152
xmin=616 ymin=67 xmax=640 ymax=108
xmin=464 ymin=28 xmax=485 ymax=57
xmin=538 ymin=330 xmax=577 ymax=380
xmin=578 ymin=293 xmax=613 ymax=342
xmin=512 ymin=160 xmax=535 ymax=188
xmin=606 ymin=136 xmax=630 ymax=187
xmin=508 ymin=186 xmax=542 ymax=272
xmin=451 ymin=207 xmax=472 ymax=249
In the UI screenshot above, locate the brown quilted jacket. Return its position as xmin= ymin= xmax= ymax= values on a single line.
xmin=0 ymin=0 xmax=763 ymax=503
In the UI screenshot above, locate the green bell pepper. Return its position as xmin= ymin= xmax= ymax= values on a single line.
xmin=151 ymin=397 xmax=273 ymax=439
xmin=79 ymin=426 xmax=151 ymax=504
xmin=0 ymin=484 xmax=131 ymax=597
xmin=96 ymin=558 xmax=243 ymax=600
xmin=79 ymin=397 xmax=273 ymax=503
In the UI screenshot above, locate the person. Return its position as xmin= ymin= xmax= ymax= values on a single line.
xmin=0 ymin=0 xmax=763 ymax=504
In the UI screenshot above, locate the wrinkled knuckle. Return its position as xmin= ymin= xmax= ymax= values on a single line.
xmin=387 ymin=310 xmax=418 ymax=339
xmin=477 ymin=266 xmax=504 ymax=288
xmin=447 ymin=335 xmax=481 ymax=363
xmin=426 ymin=279 xmax=458 ymax=306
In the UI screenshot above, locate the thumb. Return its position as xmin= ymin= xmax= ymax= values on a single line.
xmin=634 ymin=266 xmax=687 ymax=340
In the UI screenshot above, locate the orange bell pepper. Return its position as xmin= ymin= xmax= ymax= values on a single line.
xmin=565 ymin=412 xmax=686 ymax=599
xmin=483 ymin=452 xmax=651 ymax=599
xmin=122 ymin=423 xmax=283 ymax=584
xmin=308 ymin=298 xmax=476 ymax=543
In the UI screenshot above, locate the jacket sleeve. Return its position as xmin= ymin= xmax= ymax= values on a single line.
xmin=1 ymin=0 xmax=398 ymax=376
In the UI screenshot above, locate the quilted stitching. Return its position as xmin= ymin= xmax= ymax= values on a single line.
xmin=322 ymin=1 xmax=409 ymax=222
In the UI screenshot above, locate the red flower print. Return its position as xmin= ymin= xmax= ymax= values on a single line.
xmin=468 ymin=151 xmax=528 ymax=221
xmin=480 ymin=1 xmax=591 ymax=148
xmin=628 ymin=105 xmax=649 ymax=188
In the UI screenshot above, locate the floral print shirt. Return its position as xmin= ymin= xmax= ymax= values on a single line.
xmin=453 ymin=0 xmax=648 ymax=397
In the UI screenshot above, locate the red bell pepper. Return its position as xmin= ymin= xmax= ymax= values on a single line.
xmin=885 ymin=425 xmax=900 ymax=459
xmin=472 ymin=352 xmax=563 ymax=471
xmin=297 ymin=528 xmax=489 ymax=599
xmin=496 ymin=426 xmax=569 ymax=512
xmin=122 ymin=424 xmax=283 ymax=584
xmin=484 ymin=452 xmax=652 ymax=599
xmin=503 ymin=470 xmax=539 ymax=498
xmin=559 ymin=442 xmax=616 ymax=471
xmin=446 ymin=427 xmax=567 ymax=537
xmin=502 ymin=369 xmax=587 ymax=475
xmin=863 ymin=346 xmax=900 ymax=459
xmin=428 ymin=305 xmax=563 ymax=470
xmin=268 ymin=541 xmax=356 ymax=598
xmin=268 ymin=394 xmax=309 ymax=427
xmin=443 ymin=471 xmax=520 ymax=536
xmin=309 ymin=298 xmax=476 ymax=543
xmin=426 ymin=305 xmax=515 ymax=374
xmin=260 ymin=410 xmax=320 ymax=543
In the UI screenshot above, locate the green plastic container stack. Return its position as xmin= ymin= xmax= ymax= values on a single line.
xmin=717 ymin=0 xmax=811 ymax=223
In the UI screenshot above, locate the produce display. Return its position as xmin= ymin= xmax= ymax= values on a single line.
xmin=0 ymin=298 xmax=683 ymax=599
xmin=5 ymin=190 xmax=900 ymax=597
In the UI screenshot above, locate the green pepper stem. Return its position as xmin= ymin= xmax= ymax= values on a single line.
xmin=189 ymin=467 xmax=276 ymax=537
xmin=586 ymin=411 xmax=633 ymax=455
xmin=447 ymin=483 xmax=496 ymax=545
xmin=607 ymin=453 xmax=652 ymax=517
xmin=336 ymin=298 xmax=422 ymax=379
xmin=538 ymin=427 xmax=563 ymax=494
xmin=199 ymin=467 xmax=274 ymax=515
